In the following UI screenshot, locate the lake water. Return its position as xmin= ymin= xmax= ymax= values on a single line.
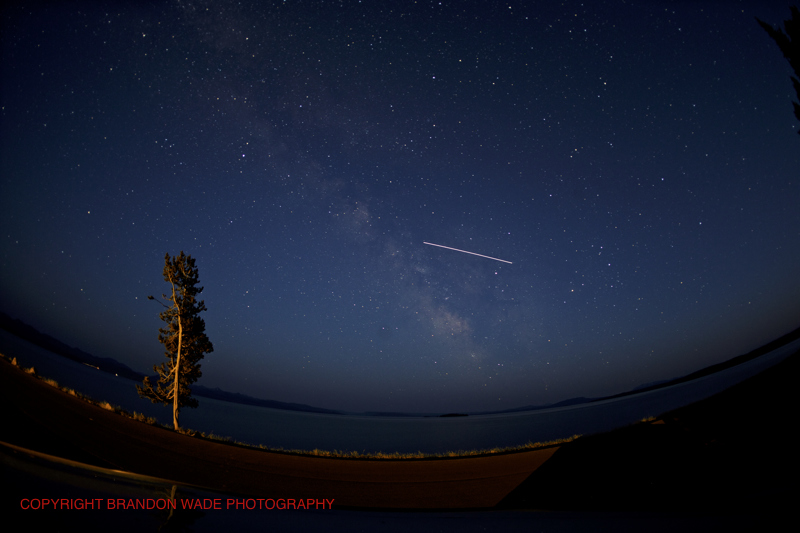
xmin=2 ymin=329 xmax=796 ymax=454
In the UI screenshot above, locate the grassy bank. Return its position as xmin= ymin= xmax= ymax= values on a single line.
xmin=2 ymin=352 xmax=584 ymax=459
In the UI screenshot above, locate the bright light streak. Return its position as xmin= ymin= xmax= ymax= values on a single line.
xmin=423 ymin=242 xmax=512 ymax=264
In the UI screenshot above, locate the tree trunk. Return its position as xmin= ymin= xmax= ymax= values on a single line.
xmin=168 ymin=272 xmax=183 ymax=431
xmin=173 ymin=314 xmax=182 ymax=429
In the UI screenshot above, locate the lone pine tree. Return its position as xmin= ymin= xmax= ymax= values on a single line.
xmin=138 ymin=252 xmax=213 ymax=429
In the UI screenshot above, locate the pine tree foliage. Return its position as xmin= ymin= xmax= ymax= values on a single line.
xmin=758 ymin=6 xmax=800 ymax=133
xmin=137 ymin=252 xmax=213 ymax=429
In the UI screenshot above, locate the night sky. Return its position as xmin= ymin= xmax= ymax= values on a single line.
xmin=2 ymin=0 xmax=799 ymax=414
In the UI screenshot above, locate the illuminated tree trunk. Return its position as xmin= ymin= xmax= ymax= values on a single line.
xmin=173 ymin=320 xmax=182 ymax=429
xmin=168 ymin=270 xmax=184 ymax=430
xmin=173 ymin=303 xmax=183 ymax=429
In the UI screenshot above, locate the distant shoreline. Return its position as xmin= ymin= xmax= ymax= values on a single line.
xmin=3 ymin=310 xmax=798 ymax=417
